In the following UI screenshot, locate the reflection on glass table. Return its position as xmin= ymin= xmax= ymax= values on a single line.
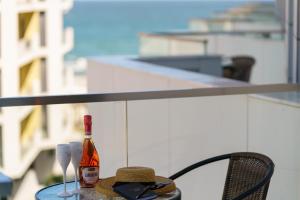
xmin=35 ymin=182 xmax=181 ymax=200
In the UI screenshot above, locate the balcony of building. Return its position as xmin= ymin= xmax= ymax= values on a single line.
xmin=139 ymin=32 xmax=209 ymax=57
xmin=17 ymin=0 xmax=47 ymax=13
xmin=19 ymin=59 xmax=42 ymax=95
xmin=138 ymin=0 xmax=286 ymax=86
xmin=18 ymin=12 xmax=46 ymax=66
xmin=87 ymin=57 xmax=299 ymax=200
xmin=140 ymin=29 xmax=285 ymax=85
xmin=221 ymin=2 xmax=279 ymax=21
xmin=20 ymin=106 xmax=43 ymax=156
xmin=0 ymin=60 xmax=298 ymax=199
xmin=0 ymin=104 xmax=80 ymax=181
xmin=0 ymin=1 xmax=299 ymax=199
xmin=0 ymin=48 xmax=298 ymax=198
xmin=189 ymin=18 xmax=282 ymax=33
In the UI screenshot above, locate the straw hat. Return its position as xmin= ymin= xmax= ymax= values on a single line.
xmin=96 ymin=167 xmax=176 ymax=198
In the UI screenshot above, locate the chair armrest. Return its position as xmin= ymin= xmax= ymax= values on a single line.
xmin=169 ymin=153 xmax=232 ymax=180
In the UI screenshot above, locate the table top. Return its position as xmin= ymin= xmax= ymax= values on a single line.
xmin=35 ymin=182 xmax=181 ymax=200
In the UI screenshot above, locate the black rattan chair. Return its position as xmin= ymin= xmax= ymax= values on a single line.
xmin=223 ymin=56 xmax=255 ymax=82
xmin=169 ymin=152 xmax=274 ymax=200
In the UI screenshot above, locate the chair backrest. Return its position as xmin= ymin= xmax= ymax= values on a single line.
xmin=231 ymin=56 xmax=255 ymax=82
xmin=222 ymin=152 xmax=274 ymax=200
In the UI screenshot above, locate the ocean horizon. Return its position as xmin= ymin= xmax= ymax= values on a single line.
xmin=64 ymin=1 xmax=245 ymax=59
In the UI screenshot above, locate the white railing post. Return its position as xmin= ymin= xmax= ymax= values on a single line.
xmin=286 ymin=0 xmax=294 ymax=82
xmin=125 ymin=100 xmax=129 ymax=167
xmin=296 ymin=0 xmax=300 ymax=83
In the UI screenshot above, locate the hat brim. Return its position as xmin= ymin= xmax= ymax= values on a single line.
xmin=96 ymin=176 xmax=176 ymax=198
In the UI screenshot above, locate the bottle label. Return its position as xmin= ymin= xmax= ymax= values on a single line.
xmin=82 ymin=167 xmax=99 ymax=184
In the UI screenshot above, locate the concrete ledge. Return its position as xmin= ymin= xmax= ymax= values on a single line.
xmin=89 ymin=56 xmax=249 ymax=88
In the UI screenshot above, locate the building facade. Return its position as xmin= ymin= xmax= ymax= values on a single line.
xmin=0 ymin=0 xmax=74 ymax=199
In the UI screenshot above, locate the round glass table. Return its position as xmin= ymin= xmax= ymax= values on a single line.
xmin=35 ymin=182 xmax=181 ymax=200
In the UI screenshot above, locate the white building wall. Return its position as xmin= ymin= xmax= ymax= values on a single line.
xmin=231 ymin=22 xmax=280 ymax=32
xmin=140 ymin=36 xmax=206 ymax=57
xmin=127 ymin=95 xmax=248 ymax=200
xmin=45 ymin=0 xmax=65 ymax=141
xmin=248 ymin=96 xmax=300 ymax=200
xmin=0 ymin=0 xmax=75 ymax=199
xmin=1 ymin=0 xmax=22 ymax=174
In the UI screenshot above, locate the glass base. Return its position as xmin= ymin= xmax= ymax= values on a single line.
xmin=71 ymin=188 xmax=81 ymax=194
xmin=57 ymin=191 xmax=73 ymax=198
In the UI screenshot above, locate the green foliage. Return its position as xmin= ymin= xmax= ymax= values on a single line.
xmin=44 ymin=175 xmax=63 ymax=186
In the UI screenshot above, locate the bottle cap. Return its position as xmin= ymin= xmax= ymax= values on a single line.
xmin=84 ymin=115 xmax=92 ymax=134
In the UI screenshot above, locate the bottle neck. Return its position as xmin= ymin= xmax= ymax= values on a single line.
xmin=85 ymin=133 xmax=92 ymax=139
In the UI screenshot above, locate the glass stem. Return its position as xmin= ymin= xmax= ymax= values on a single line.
xmin=63 ymin=170 xmax=67 ymax=193
xmin=74 ymin=166 xmax=78 ymax=190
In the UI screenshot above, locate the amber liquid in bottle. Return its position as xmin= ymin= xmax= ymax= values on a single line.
xmin=79 ymin=115 xmax=100 ymax=188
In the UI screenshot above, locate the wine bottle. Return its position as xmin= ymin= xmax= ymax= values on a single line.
xmin=79 ymin=115 xmax=100 ymax=188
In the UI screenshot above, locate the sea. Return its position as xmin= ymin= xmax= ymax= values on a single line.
xmin=64 ymin=1 xmax=244 ymax=60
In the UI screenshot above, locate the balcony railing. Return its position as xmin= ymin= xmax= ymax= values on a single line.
xmin=0 ymin=83 xmax=299 ymax=199
xmin=140 ymin=30 xmax=285 ymax=38
xmin=139 ymin=30 xmax=284 ymax=57
xmin=0 ymin=84 xmax=298 ymax=107
xmin=140 ymin=32 xmax=208 ymax=56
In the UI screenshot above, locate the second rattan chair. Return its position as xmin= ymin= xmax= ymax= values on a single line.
xmin=223 ymin=56 xmax=255 ymax=82
xmin=169 ymin=152 xmax=274 ymax=200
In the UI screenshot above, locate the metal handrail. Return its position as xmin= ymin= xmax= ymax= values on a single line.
xmin=139 ymin=32 xmax=208 ymax=43
xmin=0 ymin=84 xmax=298 ymax=107
xmin=140 ymin=30 xmax=284 ymax=37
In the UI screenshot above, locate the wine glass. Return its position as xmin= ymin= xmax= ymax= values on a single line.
xmin=69 ymin=141 xmax=83 ymax=194
xmin=56 ymin=144 xmax=73 ymax=197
